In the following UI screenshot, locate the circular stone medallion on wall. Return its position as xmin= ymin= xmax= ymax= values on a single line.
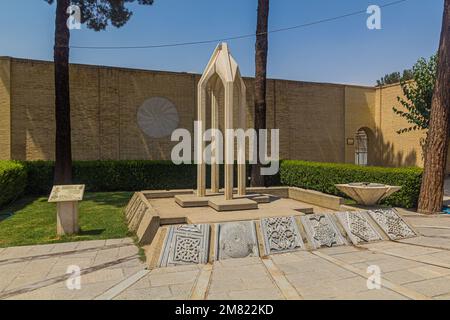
xmin=137 ymin=97 xmax=179 ymax=138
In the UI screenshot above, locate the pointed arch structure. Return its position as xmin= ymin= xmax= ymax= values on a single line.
xmin=197 ymin=43 xmax=247 ymax=200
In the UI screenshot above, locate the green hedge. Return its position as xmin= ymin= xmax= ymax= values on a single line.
xmin=280 ymin=160 xmax=422 ymax=208
xmin=0 ymin=159 xmax=423 ymax=210
xmin=23 ymin=161 xmax=251 ymax=195
xmin=23 ymin=161 xmax=197 ymax=195
xmin=0 ymin=161 xmax=27 ymax=208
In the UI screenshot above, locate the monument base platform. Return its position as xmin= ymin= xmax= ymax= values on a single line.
xmin=208 ymin=195 xmax=258 ymax=211
xmin=174 ymin=192 xmax=269 ymax=212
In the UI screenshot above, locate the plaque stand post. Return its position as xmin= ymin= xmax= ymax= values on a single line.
xmin=48 ymin=185 xmax=85 ymax=236
xmin=56 ymin=201 xmax=79 ymax=235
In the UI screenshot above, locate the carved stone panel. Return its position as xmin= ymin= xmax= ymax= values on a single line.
xmin=301 ymin=214 xmax=347 ymax=249
xmin=261 ymin=216 xmax=304 ymax=255
xmin=336 ymin=211 xmax=383 ymax=244
xmin=216 ymin=221 xmax=259 ymax=260
xmin=159 ymin=224 xmax=210 ymax=267
xmin=367 ymin=209 xmax=416 ymax=240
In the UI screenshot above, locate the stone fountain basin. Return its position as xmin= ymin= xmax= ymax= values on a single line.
xmin=335 ymin=182 xmax=401 ymax=206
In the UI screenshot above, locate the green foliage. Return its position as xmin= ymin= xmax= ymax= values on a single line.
xmin=45 ymin=0 xmax=154 ymax=31
xmin=376 ymin=69 xmax=413 ymax=86
xmin=23 ymin=160 xmax=197 ymax=195
xmin=1 ymin=160 xmax=422 ymax=210
xmin=23 ymin=161 xmax=256 ymax=195
xmin=280 ymin=160 xmax=422 ymax=208
xmin=393 ymin=54 xmax=437 ymax=134
xmin=0 ymin=161 xmax=27 ymax=208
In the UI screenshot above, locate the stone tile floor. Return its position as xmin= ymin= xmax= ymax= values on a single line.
xmin=1 ymin=214 xmax=450 ymax=300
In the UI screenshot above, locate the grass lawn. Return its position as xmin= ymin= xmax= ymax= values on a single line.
xmin=0 ymin=192 xmax=133 ymax=248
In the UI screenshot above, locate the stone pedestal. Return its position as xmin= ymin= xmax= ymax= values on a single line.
xmin=57 ymin=201 xmax=79 ymax=235
xmin=48 ymin=184 xmax=85 ymax=236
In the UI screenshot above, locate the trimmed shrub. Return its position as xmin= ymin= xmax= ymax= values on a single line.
xmin=0 ymin=161 xmax=27 ymax=208
xmin=23 ymin=161 xmax=252 ymax=195
xmin=21 ymin=160 xmax=422 ymax=209
xmin=23 ymin=161 xmax=197 ymax=195
xmin=280 ymin=160 xmax=422 ymax=208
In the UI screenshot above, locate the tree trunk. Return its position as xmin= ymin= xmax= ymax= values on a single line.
xmin=251 ymin=0 xmax=269 ymax=187
xmin=418 ymin=0 xmax=450 ymax=214
xmin=53 ymin=0 xmax=72 ymax=185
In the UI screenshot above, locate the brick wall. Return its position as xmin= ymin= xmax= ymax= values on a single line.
xmin=0 ymin=57 xmax=11 ymax=160
xmin=1 ymin=57 xmax=445 ymax=171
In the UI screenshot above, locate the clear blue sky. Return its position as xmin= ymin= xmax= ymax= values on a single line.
xmin=0 ymin=0 xmax=444 ymax=86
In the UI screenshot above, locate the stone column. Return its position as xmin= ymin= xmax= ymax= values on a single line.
xmin=211 ymin=86 xmax=220 ymax=194
xmin=197 ymin=85 xmax=206 ymax=197
xmin=224 ymin=81 xmax=234 ymax=200
xmin=238 ymin=81 xmax=247 ymax=196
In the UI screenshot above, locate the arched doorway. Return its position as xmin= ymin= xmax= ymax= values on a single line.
xmin=355 ymin=129 xmax=368 ymax=166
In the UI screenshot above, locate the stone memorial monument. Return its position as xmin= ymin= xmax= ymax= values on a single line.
xmin=301 ymin=214 xmax=347 ymax=249
xmin=48 ymin=185 xmax=85 ymax=235
xmin=158 ymin=224 xmax=210 ymax=267
xmin=336 ymin=211 xmax=383 ymax=244
xmin=368 ymin=209 xmax=417 ymax=240
xmin=175 ymin=42 xmax=260 ymax=211
xmin=215 ymin=221 xmax=259 ymax=260
xmin=261 ymin=216 xmax=304 ymax=255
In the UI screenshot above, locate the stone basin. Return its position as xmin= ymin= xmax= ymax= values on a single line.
xmin=335 ymin=182 xmax=401 ymax=206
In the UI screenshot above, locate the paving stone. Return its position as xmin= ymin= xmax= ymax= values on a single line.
xmin=360 ymin=257 xmax=422 ymax=273
xmin=209 ymin=278 xmax=247 ymax=293
xmin=115 ymin=285 xmax=174 ymax=300
xmin=434 ymin=293 xmax=450 ymax=300
xmin=75 ymin=240 xmax=107 ymax=250
xmin=269 ymin=252 xmax=304 ymax=264
xmin=400 ymin=236 xmax=450 ymax=250
xmin=206 ymin=292 xmax=230 ymax=300
xmin=293 ymin=276 xmax=370 ymax=299
xmin=319 ymin=246 xmax=362 ymax=255
xmin=216 ymin=221 xmax=259 ymax=260
xmin=227 ymin=288 xmax=283 ymax=300
xmin=149 ymin=270 xmax=199 ymax=287
xmin=92 ymin=248 xmax=120 ymax=265
xmin=340 ymin=289 xmax=408 ymax=300
xmin=70 ymin=280 xmax=125 ymax=300
xmin=330 ymin=252 xmax=377 ymax=264
xmin=116 ymin=245 xmax=139 ymax=259
xmin=82 ymin=268 xmax=125 ymax=284
xmin=25 ymin=244 xmax=57 ymax=257
xmin=408 ymin=265 xmax=450 ymax=278
xmin=241 ymin=276 xmax=277 ymax=290
xmin=404 ymin=277 xmax=450 ymax=297
xmin=286 ymin=270 xmax=346 ymax=288
xmin=120 ymin=265 xmax=147 ymax=278
xmin=151 ymin=264 xmax=201 ymax=274
xmin=217 ymin=256 xmax=261 ymax=267
xmin=105 ymin=238 xmax=129 ymax=246
xmin=169 ymin=283 xmax=195 ymax=297
xmin=382 ymin=269 xmax=432 ymax=285
xmin=50 ymin=242 xmax=81 ymax=253
xmin=379 ymin=246 xmax=444 ymax=258
xmin=0 ymin=246 xmax=33 ymax=260
xmin=212 ymin=264 xmax=268 ymax=280
xmin=291 ymin=250 xmax=323 ymax=261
